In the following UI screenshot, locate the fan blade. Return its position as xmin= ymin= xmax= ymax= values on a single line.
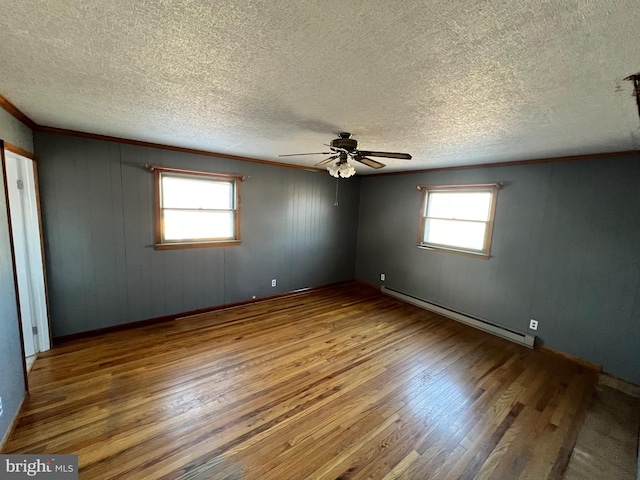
xmin=315 ymin=155 xmax=339 ymax=166
xmin=278 ymin=152 xmax=333 ymax=157
xmin=356 ymin=151 xmax=412 ymax=160
xmin=354 ymin=155 xmax=385 ymax=169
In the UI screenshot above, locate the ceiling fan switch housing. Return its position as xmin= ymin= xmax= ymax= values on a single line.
xmin=330 ymin=135 xmax=358 ymax=151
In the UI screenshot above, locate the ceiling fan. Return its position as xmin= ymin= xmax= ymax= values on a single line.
xmin=279 ymin=132 xmax=412 ymax=178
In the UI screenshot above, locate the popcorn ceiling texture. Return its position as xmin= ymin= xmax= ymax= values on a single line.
xmin=0 ymin=0 xmax=639 ymax=172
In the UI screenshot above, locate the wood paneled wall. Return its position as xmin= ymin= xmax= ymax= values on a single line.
xmin=356 ymin=155 xmax=640 ymax=385
xmin=0 ymin=107 xmax=33 ymax=153
xmin=35 ymin=132 xmax=360 ymax=337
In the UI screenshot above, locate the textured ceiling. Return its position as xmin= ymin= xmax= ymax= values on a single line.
xmin=0 ymin=0 xmax=639 ymax=173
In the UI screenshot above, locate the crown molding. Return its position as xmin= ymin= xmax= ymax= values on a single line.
xmin=0 ymin=93 xmax=324 ymax=173
xmin=369 ymin=149 xmax=640 ymax=177
xmin=2 ymin=93 xmax=638 ymax=175
xmin=36 ymin=125 xmax=324 ymax=173
xmin=0 ymin=93 xmax=37 ymax=130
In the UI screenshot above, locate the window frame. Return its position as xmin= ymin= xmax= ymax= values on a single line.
xmin=417 ymin=183 xmax=499 ymax=258
xmin=153 ymin=166 xmax=243 ymax=250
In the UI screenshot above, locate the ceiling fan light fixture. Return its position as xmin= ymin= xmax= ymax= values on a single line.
xmin=338 ymin=161 xmax=356 ymax=178
xmin=282 ymin=133 xmax=412 ymax=176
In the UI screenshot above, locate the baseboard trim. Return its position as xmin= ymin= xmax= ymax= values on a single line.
xmin=53 ymin=280 xmax=355 ymax=345
xmin=0 ymin=395 xmax=26 ymax=453
xmin=537 ymin=345 xmax=602 ymax=372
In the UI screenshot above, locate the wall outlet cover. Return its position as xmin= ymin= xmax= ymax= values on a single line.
xmin=529 ymin=319 xmax=538 ymax=330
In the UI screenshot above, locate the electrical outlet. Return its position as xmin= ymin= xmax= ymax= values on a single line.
xmin=380 ymin=273 xmax=386 ymax=281
xmin=0 ymin=396 xmax=3 ymax=417
xmin=529 ymin=319 xmax=539 ymax=331
xmin=271 ymin=279 xmax=276 ymax=287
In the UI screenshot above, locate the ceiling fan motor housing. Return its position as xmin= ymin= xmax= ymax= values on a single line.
xmin=330 ymin=133 xmax=358 ymax=152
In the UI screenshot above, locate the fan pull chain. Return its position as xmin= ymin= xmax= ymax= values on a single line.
xmin=334 ymin=178 xmax=339 ymax=206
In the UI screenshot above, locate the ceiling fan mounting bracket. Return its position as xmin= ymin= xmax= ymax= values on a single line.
xmin=330 ymin=132 xmax=358 ymax=152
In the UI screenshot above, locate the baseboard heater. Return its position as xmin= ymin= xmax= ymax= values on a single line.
xmin=381 ymin=286 xmax=535 ymax=348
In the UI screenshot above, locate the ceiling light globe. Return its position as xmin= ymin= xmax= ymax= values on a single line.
xmin=338 ymin=163 xmax=356 ymax=178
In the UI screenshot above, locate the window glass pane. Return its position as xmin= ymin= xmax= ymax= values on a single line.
xmin=424 ymin=219 xmax=486 ymax=251
xmin=163 ymin=210 xmax=234 ymax=241
xmin=427 ymin=191 xmax=492 ymax=221
xmin=161 ymin=175 xmax=232 ymax=209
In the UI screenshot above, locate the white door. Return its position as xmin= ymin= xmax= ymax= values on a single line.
xmin=5 ymin=150 xmax=50 ymax=356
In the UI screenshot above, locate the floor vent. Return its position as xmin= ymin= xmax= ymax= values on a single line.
xmin=381 ymin=286 xmax=535 ymax=348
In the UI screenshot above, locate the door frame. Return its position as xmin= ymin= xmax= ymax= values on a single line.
xmin=1 ymin=140 xmax=52 ymax=388
xmin=0 ymin=141 xmax=29 ymax=391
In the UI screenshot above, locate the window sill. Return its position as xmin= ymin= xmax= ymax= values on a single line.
xmin=155 ymin=240 xmax=241 ymax=250
xmin=416 ymin=244 xmax=490 ymax=259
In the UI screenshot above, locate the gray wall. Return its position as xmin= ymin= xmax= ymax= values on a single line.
xmin=29 ymin=129 xmax=640 ymax=385
xmin=0 ymin=145 xmax=27 ymax=445
xmin=0 ymin=108 xmax=33 ymax=153
xmin=356 ymin=155 xmax=640 ymax=384
xmin=35 ymin=131 xmax=361 ymax=337
xmin=0 ymin=107 xmax=32 ymax=445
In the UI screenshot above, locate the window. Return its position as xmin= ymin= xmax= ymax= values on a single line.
xmin=417 ymin=183 xmax=498 ymax=257
xmin=153 ymin=167 xmax=242 ymax=249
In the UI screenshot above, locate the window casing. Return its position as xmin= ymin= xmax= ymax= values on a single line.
xmin=417 ymin=184 xmax=498 ymax=257
xmin=154 ymin=168 xmax=241 ymax=249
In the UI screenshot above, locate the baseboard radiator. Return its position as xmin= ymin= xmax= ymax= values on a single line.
xmin=381 ymin=286 xmax=535 ymax=349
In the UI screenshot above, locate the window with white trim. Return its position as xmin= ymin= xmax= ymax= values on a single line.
xmin=153 ymin=168 xmax=241 ymax=249
xmin=417 ymin=184 xmax=498 ymax=257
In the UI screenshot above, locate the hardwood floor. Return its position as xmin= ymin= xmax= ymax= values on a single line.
xmin=3 ymin=283 xmax=597 ymax=479
xmin=563 ymin=377 xmax=640 ymax=479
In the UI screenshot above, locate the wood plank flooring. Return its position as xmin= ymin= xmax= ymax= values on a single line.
xmin=3 ymin=283 xmax=598 ymax=479
xmin=563 ymin=378 xmax=640 ymax=479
